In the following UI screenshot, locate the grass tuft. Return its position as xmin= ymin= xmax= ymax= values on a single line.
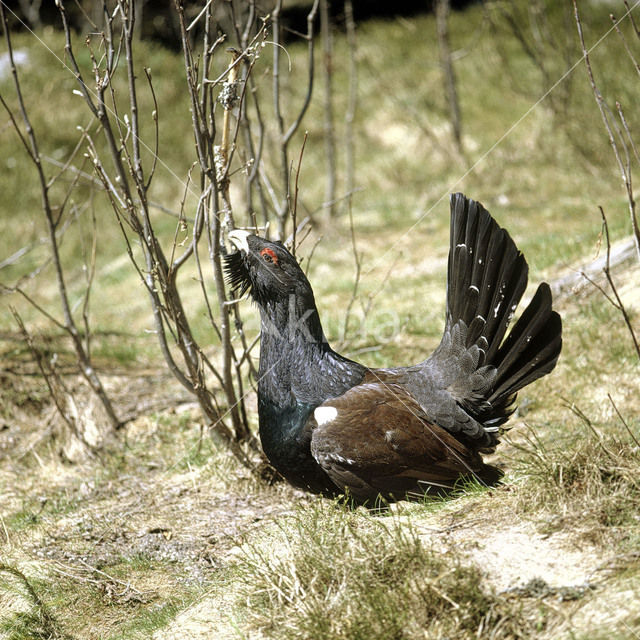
xmin=511 ymin=410 xmax=640 ymax=546
xmin=0 ymin=563 xmax=71 ymax=640
xmin=236 ymin=501 xmax=546 ymax=639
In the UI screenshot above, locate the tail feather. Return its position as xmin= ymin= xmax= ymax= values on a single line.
xmin=430 ymin=193 xmax=562 ymax=444
xmin=482 ymin=242 xmax=528 ymax=363
xmin=447 ymin=193 xmax=529 ymax=359
xmin=489 ymin=283 xmax=562 ymax=406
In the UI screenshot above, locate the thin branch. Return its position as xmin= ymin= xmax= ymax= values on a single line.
xmin=320 ymin=0 xmax=336 ymax=217
xmin=272 ymin=0 xmax=320 ymax=237
xmin=598 ymin=206 xmax=640 ymax=360
xmin=344 ymin=0 xmax=357 ymax=204
xmin=0 ymin=562 xmax=73 ymax=640
xmin=341 ymin=196 xmax=362 ymax=344
xmin=624 ymin=0 xmax=640 ymax=38
xmin=283 ymin=0 xmax=320 ymax=145
xmin=2 ymin=2 xmax=121 ymax=431
xmin=80 ymin=203 xmax=99 ymax=362
xmin=291 ymin=131 xmax=308 ymax=256
xmin=11 ymin=308 xmax=87 ymax=450
xmin=615 ymin=101 xmax=640 ymax=253
xmin=574 ymin=0 xmax=640 ymax=261
xmin=607 ymin=393 xmax=640 ymax=448
xmin=144 ymin=66 xmax=160 ymax=191
xmin=610 ymin=11 xmax=640 ymax=78
xmin=436 ymin=0 xmax=464 ymax=155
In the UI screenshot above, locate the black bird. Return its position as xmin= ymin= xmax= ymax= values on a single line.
xmin=225 ymin=193 xmax=562 ymax=502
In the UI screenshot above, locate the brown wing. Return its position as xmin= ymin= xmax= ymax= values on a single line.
xmin=309 ymin=382 xmax=501 ymax=502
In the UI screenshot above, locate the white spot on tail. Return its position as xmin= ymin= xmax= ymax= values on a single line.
xmin=314 ymin=406 xmax=338 ymax=426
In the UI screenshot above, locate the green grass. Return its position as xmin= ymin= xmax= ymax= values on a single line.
xmin=6 ymin=493 xmax=78 ymax=532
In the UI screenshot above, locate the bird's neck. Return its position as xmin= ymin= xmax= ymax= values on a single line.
xmin=257 ymin=295 xmax=364 ymax=406
xmin=255 ymin=294 xmax=366 ymax=483
xmin=258 ymin=293 xmax=328 ymax=361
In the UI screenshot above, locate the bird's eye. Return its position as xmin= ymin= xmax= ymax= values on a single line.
xmin=260 ymin=248 xmax=279 ymax=265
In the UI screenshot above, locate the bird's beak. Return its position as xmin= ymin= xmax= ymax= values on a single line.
xmin=228 ymin=229 xmax=250 ymax=254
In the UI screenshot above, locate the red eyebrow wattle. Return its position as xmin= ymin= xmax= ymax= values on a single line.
xmin=260 ymin=248 xmax=278 ymax=264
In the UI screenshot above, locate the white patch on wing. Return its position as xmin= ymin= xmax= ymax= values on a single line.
xmin=314 ymin=406 xmax=338 ymax=426
xmin=329 ymin=453 xmax=356 ymax=466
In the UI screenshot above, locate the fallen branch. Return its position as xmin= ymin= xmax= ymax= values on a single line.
xmin=550 ymin=236 xmax=637 ymax=300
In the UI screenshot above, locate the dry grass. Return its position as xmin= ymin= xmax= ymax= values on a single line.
xmin=234 ymin=502 xmax=566 ymax=640
xmin=510 ymin=408 xmax=640 ymax=547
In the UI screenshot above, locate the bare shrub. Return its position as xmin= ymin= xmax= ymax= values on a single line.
xmin=1 ymin=0 xmax=326 ymax=466
xmin=1 ymin=3 xmax=121 ymax=457
xmin=573 ymin=1 xmax=640 ymax=361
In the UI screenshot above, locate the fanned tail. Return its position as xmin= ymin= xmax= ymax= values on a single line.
xmin=433 ymin=193 xmax=562 ymax=445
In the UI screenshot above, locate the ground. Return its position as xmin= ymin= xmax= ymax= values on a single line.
xmin=1 ymin=252 xmax=639 ymax=639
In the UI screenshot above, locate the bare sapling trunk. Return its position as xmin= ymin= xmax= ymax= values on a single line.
xmin=435 ymin=0 xmax=463 ymax=156
xmin=54 ymin=0 xmax=265 ymax=466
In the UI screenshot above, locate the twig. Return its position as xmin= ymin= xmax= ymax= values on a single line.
xmin=291 ymin=131 xmax=308 ymax=256
xmin=436 ymin=0 xmax=464 ymax=155
xmin=607 ymin=393 xmax=640 ymax=448
xmin=341 ymin=198 xmax=362 ymax=344
xmin=598 ymin=207 xmax=640 ymax=360
xmin=610 ymin=11 xmax=640 ymax=78
xmin=574 ymin=0 xmax=640 ymax=261
xmin=344 ymin=0 xmax=357 ymax=203
xmin=75 ymin=557 xmax=144 ymax=595
xmin=561 ymin=396 xmax=620 ymax=463
xmin=624 ymin=0 xmax=640 ymax=38
xmin=272 ymin=0 xmax=320 ymax=237
xmin=320 ymin=0 xmax=336 ymax=217
xmin=144 ymin=66 xmax=160 ymax=191
xmin=0 ymin=563 xmax=74 ymax=640
xmin=11 ymin=308 xmax=93 ymax=452
xmin=80 ymin=202 xmax=98 ymax=362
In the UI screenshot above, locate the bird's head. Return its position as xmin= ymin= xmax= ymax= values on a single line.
xmin=224 ymin=230 xmax=315 ymax=310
